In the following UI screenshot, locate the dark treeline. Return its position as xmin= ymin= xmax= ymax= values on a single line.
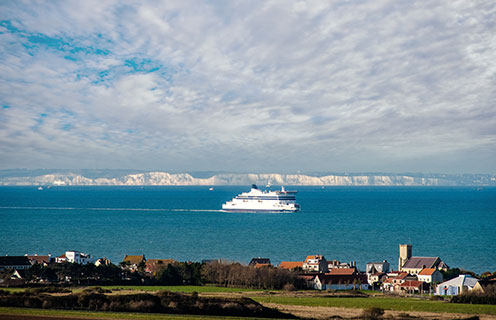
xmin=153 ymin=262 xmax=202 ymax=285
xmin=4 ymin=261 xmax=302 ymax=290
xmin=18 ymin=262 xmax=137 ymax=285
xmin=201 ymin=261 xmax=303 ymax=290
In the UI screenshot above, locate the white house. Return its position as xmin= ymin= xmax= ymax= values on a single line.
xmin=366 ymin=261 xmax=390 ymax=274
xmin=303 ymin=254 xmax=328 ymax=273
xmin=311 ymin=273 xmax=369 ymax=290
xmin=418 ymin=268 xmax=443 ymax=284
xmin=436 ymin=275 xmax=479 ymax=296
xmin=58 ymin=251 xmax=93 ymax=265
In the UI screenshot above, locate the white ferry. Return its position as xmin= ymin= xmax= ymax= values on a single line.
xmin=221 ymin=184 xmax=300 ymax=213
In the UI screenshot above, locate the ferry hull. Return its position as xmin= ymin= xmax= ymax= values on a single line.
xmin=221 ymin=208 xmax=299 ymax=213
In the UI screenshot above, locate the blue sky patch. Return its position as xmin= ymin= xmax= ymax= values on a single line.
xmin=124 ymin=57 xmax=162 ymax=73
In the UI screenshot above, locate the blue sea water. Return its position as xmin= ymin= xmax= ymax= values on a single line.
xmin=0 ymin=186 xmax=495 ymax=273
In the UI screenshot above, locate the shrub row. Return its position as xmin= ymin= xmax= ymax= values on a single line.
xmin=0 ymin=289 xmax=295 ymax=318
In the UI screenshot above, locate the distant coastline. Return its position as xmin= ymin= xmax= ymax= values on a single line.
xmin=0 ymin=170 xmax=494 ymax=186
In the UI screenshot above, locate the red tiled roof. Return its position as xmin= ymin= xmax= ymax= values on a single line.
xmin=419 ymin=268 xmax=437 ymax=276
xmin=27 ymin=255 xmax=51 ymax=264
xmin=280 ymin=261 xmax=303 ymax=269
xmin=255 ymin=263 xmax=271 ymax=268
xmin=329 ymin=268 xmax=356 ymax=276
xmin=305 ymin=255 xmax=325 ymax=262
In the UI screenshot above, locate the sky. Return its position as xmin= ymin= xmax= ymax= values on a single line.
xmin=0 ymin=1 xmax=495 ymax=174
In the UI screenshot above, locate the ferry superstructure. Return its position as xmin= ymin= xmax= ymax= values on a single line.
xmin=221 ymin=184 xmax=300 ymax=213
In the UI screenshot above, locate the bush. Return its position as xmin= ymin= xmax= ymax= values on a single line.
xmin=361 ymin=307 xmax=384 ymax=320
xmin=451 ymin=285 xmax=496 ymax=305
xmin=429 ymin=295 xmax=445 ymax=301
xmin=82 ymin=287 xmax=112 ymax=294
xmin=25 ymin=286 xmax=71 ymax=294
xmin=0 ymin=288 xmax=296 ymax=318
xmin=283 ymin=283 xmax=296 ymax=291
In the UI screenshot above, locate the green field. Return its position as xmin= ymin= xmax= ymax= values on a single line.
xmin=99 ymin=285 xmax=265 ymax=293
xmin=3 ymin=286 xmax=495 ymax=317
xmin=253 ymin=296 xmax=496 ymax=315
xmin=0 ymin=307 xmax=277 ymax=320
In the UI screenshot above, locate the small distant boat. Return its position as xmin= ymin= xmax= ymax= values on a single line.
xmin=37 ymin=186 xmax=43 ymax=191
xmin=209 ymin=187 xmax=214 ymax=191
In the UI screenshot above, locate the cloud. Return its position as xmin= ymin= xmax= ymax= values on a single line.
xmin=0 ymin=0 xmax=495 ymax=173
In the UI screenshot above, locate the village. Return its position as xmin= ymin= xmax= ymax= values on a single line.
xmin=1 ymin=244 xmax=495 ymax=298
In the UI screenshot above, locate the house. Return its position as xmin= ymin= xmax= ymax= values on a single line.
xmin=329 ymin=267 xmax=357 ymax=276
xmin=56 ymin=251 xmax=93 ymax=264
xmin=380 ymin=271 xmax=413 ymax=292
xmin=26 ymin=254 xmax=52 ymax=266
xmin=366 ymin=261 xmax=390 ymax=274
xmin=381 ymin=277 xmax=394 ymax=291
xmin=94 ymin=258 xmax=111 ymax=267
xmin=417 ymin=268 xmax=443 ymax=284
xmin=145 ymin=259 xmax=175 ymax=274
xmin=55 ymin=253 xmax=66 ymax=263
xmin=311 ymin=273 xmax=369 ymax=290
xmin=297 ymin=274 xmax=316 ymax=288
xmin=0 ymin=269 xmax=26 ymax=286
xmin=303 ymin=255 xmax=328 ymax=273
xmin=436 ymin=275 xmax=479 ymax=296
xmin=279 ymin=261 xmax=303 ymax=270
xmin=0 ymin=256 xmax=32 ymax=270
xmin=367 ymin=272 xmax=386 ymax=286
xmin=472 ymin=278 xmax=496 ymax=294
xmin=398 ymin=244 xmax=449 ymax=274
xmin=399 ymin=280 xmax=430 ymax=294
xmin=328 ymin=259 xmax=356 ymax=270
xmin=249 ymin=258 xmax=271 ymax=266
xmin=122 ymin=254 xmax=146 ymax=271
xmin=65 ymin=251 xmax=93 ymax=264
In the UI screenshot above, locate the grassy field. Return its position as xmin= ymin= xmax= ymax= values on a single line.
xmin=0 ymin=307 xmax=279 ymax=320
xmin=3 ymin=286 xmax=495 ymax=317
xmin=98 ymin=285 xmax=265 ymax=293
xmin=253 ymin=295 xmax=496 ymax=315
xmin=0 ymin=288 xmax=27 ymax=293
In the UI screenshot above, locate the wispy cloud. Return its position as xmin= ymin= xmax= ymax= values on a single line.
xmin=0 ymin=0 xmax=495 ymax=173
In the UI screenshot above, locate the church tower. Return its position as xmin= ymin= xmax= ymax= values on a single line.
xmin=398 ymin=244 xmax=412 ymax=271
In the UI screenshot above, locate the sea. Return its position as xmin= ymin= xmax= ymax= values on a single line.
xmin=0 ymin=186 xmax=495 ymax=273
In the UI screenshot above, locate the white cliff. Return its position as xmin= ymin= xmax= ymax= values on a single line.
xmin=0 ymin=172 xmax=454 ymax=186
